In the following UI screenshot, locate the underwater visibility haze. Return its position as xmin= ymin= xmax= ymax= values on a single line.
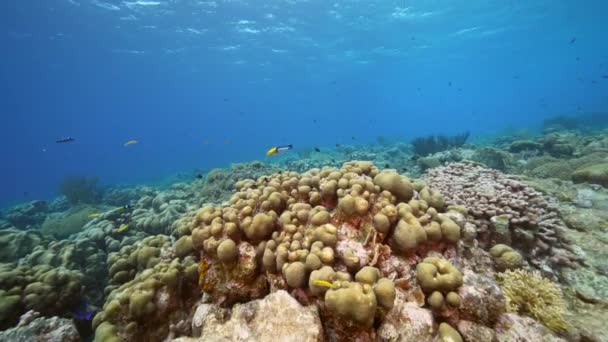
xmin=1 ymin=0 xmax=608 ymax=341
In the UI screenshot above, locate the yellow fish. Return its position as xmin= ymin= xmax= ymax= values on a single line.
xmin=88 ymin=213 xmax=101 ymax=218
xmin=313 ymin=279 xmax=337 ymax=289
xmin=266 ymin=144 xmax=293 ymax=157
xmin=116 ymin=224 xmax=129 ymax=232
xmin=202 ymin=140 xmax=209 ymax=145
xmin=124 ymin=140 xmax=138 ymax=146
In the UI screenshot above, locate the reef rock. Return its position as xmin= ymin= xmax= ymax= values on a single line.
xmin=458 ymin=270 xmax=505 ymax=325
xmin=377 ymin=290 xmax=435 ymax=342
xmin=179 ymin=290 xmax=322 ymax=342
xmin=494 ymin=313 xmax=566 ymax=342
xmin=0 ymin=314 xmax=79 ymax=342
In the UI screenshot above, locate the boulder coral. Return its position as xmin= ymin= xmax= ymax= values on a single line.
xmin=0 ymin=263 xmax=82 ymax=329
xmin=416 ymin=257 xmax=463 ymax=311
xmin=182 ymin=161 xmax=463 ymax=337
xmin=131 ymin=192 xmax=188 ymax=235
xmin=92 ymin=256 xmax=199 ymax=341
xmin=105 ymin=235 xmax=172 ymax=295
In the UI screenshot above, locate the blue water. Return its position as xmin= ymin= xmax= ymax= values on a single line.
xmin=1 ymin=0 xmax=607 ymax=206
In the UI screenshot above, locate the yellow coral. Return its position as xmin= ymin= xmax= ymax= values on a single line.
xmin=496 ymin=269 xmax=569 ymax=333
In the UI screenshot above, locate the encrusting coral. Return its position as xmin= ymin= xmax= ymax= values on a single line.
xmin=496 ymin=269 xmax=569 ymax=333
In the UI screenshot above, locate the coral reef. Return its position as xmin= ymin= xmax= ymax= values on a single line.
xmin=4 ymin=133 xmax=608 ymax=342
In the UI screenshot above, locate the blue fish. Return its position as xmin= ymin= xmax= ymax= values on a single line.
xmin=72 ymin=299 xmax=96 ymax=321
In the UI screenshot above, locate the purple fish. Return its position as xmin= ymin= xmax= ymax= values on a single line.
xmin=72 ymin=299 xmax=96 ymax=321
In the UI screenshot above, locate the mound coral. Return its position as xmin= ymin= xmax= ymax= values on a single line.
xmin=0 ymin=263 xmax=82 ymax=329
xmin=20 ymin=239 xmax=107 ymax=305
xmin=496 ymin=269 xmax=569 ymax=333
xmin=105 ymin=235 xmax=172 ymax=295
xmin=0 ymin=228 xmax=47 ymax=262
xmin=489 ymin=244 xmax=523 ymax=271
xmin=131 ymin=192 xmax=188 ymax=234
xmin=416 ymin=257 xmax=463 ymax=310
xmin=183 ymin=160 xmax=463 ymax=338
xmin=93 ymin=256 xmax=199 ymax=341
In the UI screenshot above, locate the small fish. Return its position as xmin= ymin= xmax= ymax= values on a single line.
xmin=202 ymin=140 xmax=210 ymax=145
xmin=23 ymin=191 xmax=29 ymax=197
xmin=351 ymin=136 xmax=356 ymax=140
xmin=570 ymin=37 xmax=576 ymax=44
xmin=313 ymin=279 xmax=337 ymax=289
xmin=196 ymin=174 xmax=203 ymax=179
xmin=72 ymin=299 xmax=96 ymax=321
xmin=124 ymin=140 xmax=138 ymax=146
xmin=56 ymin=137 xmax=75 ymax=143
xmin=335 ymin=144 xmax=341 ymax=148
xmin=266 ymin=144 xmax=293 ymax=156
xmin=448 ymin=81 xmax=452 ymax=87
xmin=224 ymin=140 xmax=232 ymax=145
xmin=602 ymin=75 xmax=608 ymax=79
xmin=384 ymin=163 xmax=390 ymax=168
xmin=116 ymin=224 xmax=129 ymax=233
xmin=411 ymin=155 xmax=420 ymax=161
xmin=264 ymin=176 xmax=270 ymax=182
xmin=223 ymin=98 xmax=229 ymax=102
xmin=88 ymin=213 xmax=102 ymax=218
xmin=314 ymin=147 xmax=320 ymax=152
